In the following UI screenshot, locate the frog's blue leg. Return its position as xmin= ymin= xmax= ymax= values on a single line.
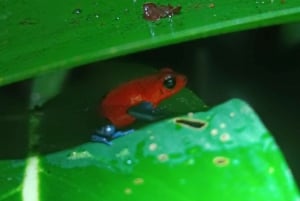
xmin=127 ymin=101 xmax=167 ymax=121
xmin=91 ymin=134 xmax=112 ymax=145
xmin=91 ymin=124 xmax=134 ymax=145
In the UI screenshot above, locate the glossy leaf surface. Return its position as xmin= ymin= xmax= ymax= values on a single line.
xmin=1 ymin=99 xmax=299 ymax=201
xmin=1 ymin=0 xmax=300 ymax=86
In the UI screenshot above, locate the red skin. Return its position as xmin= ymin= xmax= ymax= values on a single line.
xmin=100 ymin=68 xmax=187 ymax=128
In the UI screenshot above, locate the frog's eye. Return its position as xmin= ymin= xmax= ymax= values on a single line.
xmin=163 ymin=75 xmax=176 ymax=89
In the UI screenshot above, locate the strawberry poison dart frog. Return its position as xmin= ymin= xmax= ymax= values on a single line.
xmin=91 ymin=68 xmax=187 ymax=145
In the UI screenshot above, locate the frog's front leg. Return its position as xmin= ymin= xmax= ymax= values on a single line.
xmin=127 ymin=101 xmax=167 ymax=121
xmin=91 ymin=124 xmax=134 ymax=145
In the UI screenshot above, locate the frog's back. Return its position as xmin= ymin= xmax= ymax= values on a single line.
xmin=100 ymin=76 xmax=154 ymax=127
xmin=99 ymin=68 xmax=187 ymax=128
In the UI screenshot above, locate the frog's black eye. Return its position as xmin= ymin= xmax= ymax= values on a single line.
xmin=163 ymin=75 xmax=176 ymax=89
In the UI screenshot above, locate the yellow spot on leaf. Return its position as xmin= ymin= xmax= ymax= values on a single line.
xmin=220 ymin=133 xmax=231 ymax=142
xmin=124 ymin=188 xmax=132 ymax=195
xmin=133 ymin=178 xmax=144 ymax=185
xmin=157 ymin=153 xmax=169 ymax=162
xmin=149 ymin=143 xmax=158 ymax=151
xmin=213 ymin=156 xmax=230 ymax=167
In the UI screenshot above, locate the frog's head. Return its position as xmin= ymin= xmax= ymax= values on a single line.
xmin=152 ymin=68 xmax=187 ymax=103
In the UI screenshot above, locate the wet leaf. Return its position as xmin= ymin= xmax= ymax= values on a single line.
xmin=1 ymin=99 xmax=299 ymax=201
xmin=1 ymin=0 xmax=300 ymax=86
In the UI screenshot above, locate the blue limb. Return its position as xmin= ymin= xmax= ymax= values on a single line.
xmin=91 ymin=124 xmax=135 ymax=145
xmin=91 ymin=135 xmax=112 ymax=145
xmin=127 ymin=101 xmax=167 ymax=121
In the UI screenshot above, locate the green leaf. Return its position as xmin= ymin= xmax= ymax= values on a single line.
xmin=1 ymin=99 xmax=299 ymax=201
xmin=1 ymin=0 xmax=300 ymax=86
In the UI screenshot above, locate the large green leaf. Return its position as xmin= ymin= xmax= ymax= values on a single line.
xmin=1 ymin=0 xmax=300 ymax=86
xmin=1 ymin=99 xmax=299 ymax=201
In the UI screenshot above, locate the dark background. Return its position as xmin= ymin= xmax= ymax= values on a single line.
xmin=1 ymin=24 xmax=299 ymax=185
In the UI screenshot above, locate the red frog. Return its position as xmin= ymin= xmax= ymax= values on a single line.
xmin=91 ymin=68 xmax=187 ymax=145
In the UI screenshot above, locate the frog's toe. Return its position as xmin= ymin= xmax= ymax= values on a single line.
xmin=91 ymin=135 xmax=112 ymax=145
xmin=92 ymin=125 xmax=134 ymax=145
xmin=96 ymin=124 xmax=116 ymax=137
xmin=111 ymin=129 xmax=135 ymax=139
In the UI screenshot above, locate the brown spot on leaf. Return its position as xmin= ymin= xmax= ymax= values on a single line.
xmin=143 ymin=2 xmax=181 ymax=21
xmin=176 ymin=119 xmax=206 ymax=128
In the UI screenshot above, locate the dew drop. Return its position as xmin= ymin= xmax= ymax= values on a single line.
xmin=220 ymin=133 xmax=231 ymax=142
xmin=220 ymin=123 xmax=226 ymax=128
xmin=149 ymin=143 xmax=158 ymax=151
xmin=126 ymin=159 xmax=133 ymax=165
xmin=210 ymin=128 xmax=218 ymax=136
xmin=72 ymin=8 xmax=82 ymax=15
xmin=187 ymin=112 xmax=194 ymax=117
xmin=230 ymin=112 xmax=235 ymax=117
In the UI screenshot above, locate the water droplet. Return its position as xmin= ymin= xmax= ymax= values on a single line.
xmin=126 ymin=159 xmax=133 ymax=165
xmin=187 ymin=112 xmax=194 ymax=117
xmin=230 ymin=112 xmax=235 ymax=117
xmin=211 ymin=129 xmax=218 ymax=136
xmin=72 ymin=8 xmax=82 ymax=15
xmin=115 ymin=16 xmax=120 ymax=20
xmin=220 ymin=123 xmax=226 ymax=128
xmin=95 ymin=14 xmax=100 ymax=19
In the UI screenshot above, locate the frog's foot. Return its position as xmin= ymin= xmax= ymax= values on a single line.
xmin=91 ymin=124 xmax=135 ymax=145
xmin=91 ymin=135 xmax=112 ymax=145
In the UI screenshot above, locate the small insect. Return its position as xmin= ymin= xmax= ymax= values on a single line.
xmin=143 ymin=3 xmax=182 ymax=21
